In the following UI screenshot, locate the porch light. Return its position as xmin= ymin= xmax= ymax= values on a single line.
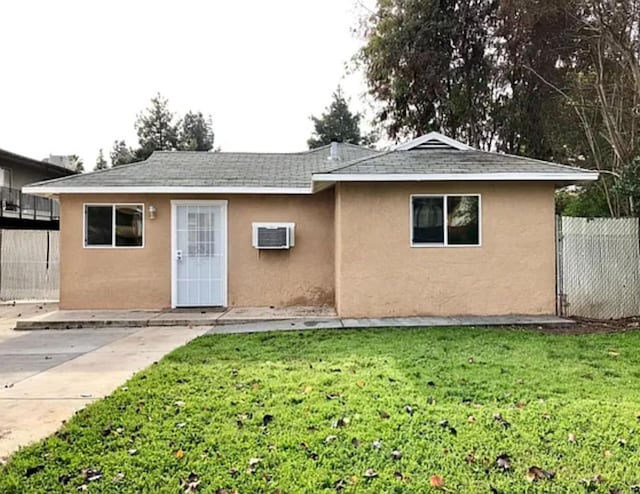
xmin=148 ymin=205 xmax=157 ymax=220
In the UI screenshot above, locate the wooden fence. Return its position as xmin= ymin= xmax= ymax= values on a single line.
xmin=557 ymin=216 xmax=640 ymax=319
xmin=0 ymin=230 xmax=59 ymax=301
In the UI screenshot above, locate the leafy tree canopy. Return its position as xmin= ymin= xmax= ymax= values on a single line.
xmin=69 ymin=154 xmax=84 ymax=173
xmin=110 ymin=140 xmax=136 ymax=167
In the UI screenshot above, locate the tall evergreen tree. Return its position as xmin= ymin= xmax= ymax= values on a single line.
xmin=94 ymin=148 xmax=109 ymax=170
xmin=134 ymin=93 xmax=178 ymax=159
xmin=307 ymin=87 xmax=363 ymax=149
xmin=178 ymin=111 xmax=215 ymax=151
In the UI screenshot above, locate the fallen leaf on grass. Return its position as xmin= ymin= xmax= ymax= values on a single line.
xmin=496 ymin=454 xmax=511 ymax=471
xmin=364 ymin=468 xmax=378 ymax=479
xmin=334 ymin=478 xmax=347 ymax=490
xmin=303 ymin=385 xmax=313 ymax=394
xmin=175 ymin=449 xmax=185 ymax=459
xmin=430 ymin=475 xmax=444 ymax=488
xmin=325 ymin=435 xmax=338 ymax=444
xmin=356 ymin=380 xmax=365 ymax=388
xmin=351 ymin=437 xmax=361 ymax=448
xmin=248 ymin=457 xmax=262 ymax=474
xmin=568 ymin=433 xmax=576 ymax=443
xmin=262 ymin=414 xmax=274 ymax=426
xmin=405 ymin=405 xmax=414 ymax=415
xmin=113 ymin=473 xmax=125 ymax=483
xmin=372 ymin=440 xmax=382 ymax=450
xmin=333 ymin=417 xmax=350 ymax=428
xmin=493 ymin=413 xmax=511 ymax=429
xmin=379 ymin=411 xmax=390 ymax=419
xmin=391 ymin=449 xmax=403 ymax=460
xmin=181 ymin=472 xmax=200 ymax=493
xmin=25 ymin=465 xmax=44 ymax=477
xmin=101 ymin=423 xmax=113 ymax=437
xmin=604 ymin=450 xmax=613 ymax=458
xmin=326 ymin=393 xmax=340 ymax=400
xmin=579 ymin=474 xmax=604 ymax=487
xmin=465 ymin=452 xmax=475 ymax=464
xmin=526 ymin=466 xmax=554 ymax=482
xmin=468 ymin=415 xmax=475 ymax=423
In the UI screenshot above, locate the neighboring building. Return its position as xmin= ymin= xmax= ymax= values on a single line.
xmin=43 ymin=155 xmax=77 ymax=171
xmin=24 ymin=133 xmax=598 ymax=315
xmin=0 ymin=148 xmax=76 ymax=229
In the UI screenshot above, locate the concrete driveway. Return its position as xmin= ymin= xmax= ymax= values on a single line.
xmin=0 ymin=304 xmax=208 ymax=461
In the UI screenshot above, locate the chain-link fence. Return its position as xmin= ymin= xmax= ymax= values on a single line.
xmin=557 ymin=216 xmax=640 ymax=319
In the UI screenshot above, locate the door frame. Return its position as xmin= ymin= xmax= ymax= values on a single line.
xmin=170 ymin=199 xmax=228 ymax=308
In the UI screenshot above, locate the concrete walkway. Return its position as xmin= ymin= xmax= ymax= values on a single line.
xmin=0 ymin=306 xmax=208 ymax=460
xmin=15 ymin=305 xmax=571 ymax=331
xmin=15 ymin=305 xmax=338 ymax=330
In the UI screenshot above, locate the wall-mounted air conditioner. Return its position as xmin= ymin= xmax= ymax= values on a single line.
xmin=252 ymin=222 xmax=295 ymax=249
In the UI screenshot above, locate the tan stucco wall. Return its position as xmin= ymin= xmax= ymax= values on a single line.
xmin=59 ymin=191 xmax=335 ymax=309
xmin=334 ymin=181 xmax=557 ymax=317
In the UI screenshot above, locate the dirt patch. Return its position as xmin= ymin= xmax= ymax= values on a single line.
xmin=540 ymin=316 xmax=640 ymax=335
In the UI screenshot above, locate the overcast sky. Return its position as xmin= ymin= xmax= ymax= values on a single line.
xmin=0 ymin=0 xmax=375 ymax=170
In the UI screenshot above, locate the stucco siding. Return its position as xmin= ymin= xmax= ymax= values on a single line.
xmin=334 ymin=181 xmax=556 ymax=317
xmin=59 ymin=191 xmax=334 ymax=309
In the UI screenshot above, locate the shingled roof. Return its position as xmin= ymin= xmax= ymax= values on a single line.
xmin=24 ymin=133 xmax=597 ymax=196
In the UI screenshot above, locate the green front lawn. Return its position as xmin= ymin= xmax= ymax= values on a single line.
xmin=2 ymin=327 xmax=640 ymax=493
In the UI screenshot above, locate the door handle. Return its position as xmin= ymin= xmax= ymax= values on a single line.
xmin=176 ymin=249 xmax=183 ymax=260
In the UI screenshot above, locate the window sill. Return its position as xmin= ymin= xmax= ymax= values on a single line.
xmin=410 ymin=243 xmax=482 ymax=248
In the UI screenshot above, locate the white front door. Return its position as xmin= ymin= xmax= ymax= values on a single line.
xmin=172 ymin=201 xmax=227 ymax=307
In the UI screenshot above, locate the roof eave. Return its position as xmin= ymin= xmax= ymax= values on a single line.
xmin=22 ymin=185 xmax=315 ymax=198
xmin=312 ymin=172 xmax=599 ymax=183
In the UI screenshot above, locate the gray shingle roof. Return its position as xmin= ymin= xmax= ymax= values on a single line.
xmin=24 ymin=136 xmax=597 ymax=195
xmin=26 ymin=143 xmax=378 ymax=191
xmin=317 ymin=149 xmax=595 ymax=177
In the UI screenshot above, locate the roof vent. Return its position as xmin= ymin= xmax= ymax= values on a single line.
xmin=396 ymin=131 xmax=473 ymax=151
xmin=329 ymin=141 xmax=340 ymax=160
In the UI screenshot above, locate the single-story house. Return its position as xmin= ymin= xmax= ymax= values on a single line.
xmin=24 ymin=132 xmax=598 ymax=317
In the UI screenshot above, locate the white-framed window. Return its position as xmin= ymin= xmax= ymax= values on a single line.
xmin=84 ymin=204 xmax=144 ymax=248
xmin=411 ymin=194 xmax=481 ymax=247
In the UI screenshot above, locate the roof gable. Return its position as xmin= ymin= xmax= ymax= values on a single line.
xmin=396 ymin=132 xmax=473 ymax=151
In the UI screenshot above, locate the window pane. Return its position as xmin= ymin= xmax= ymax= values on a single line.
xmin=412 ymin=196 xmax=444 ymax=243
xmin=447 ymin=196 xmax=479 ymax=245
xmin=86 ymin=206 xmax=112 ymax=246
xmin=115 ymin=205 xmax=143 ymax=246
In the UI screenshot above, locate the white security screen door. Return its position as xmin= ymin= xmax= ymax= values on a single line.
xmin=173 ymin=202 xmax=226 ymax=307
